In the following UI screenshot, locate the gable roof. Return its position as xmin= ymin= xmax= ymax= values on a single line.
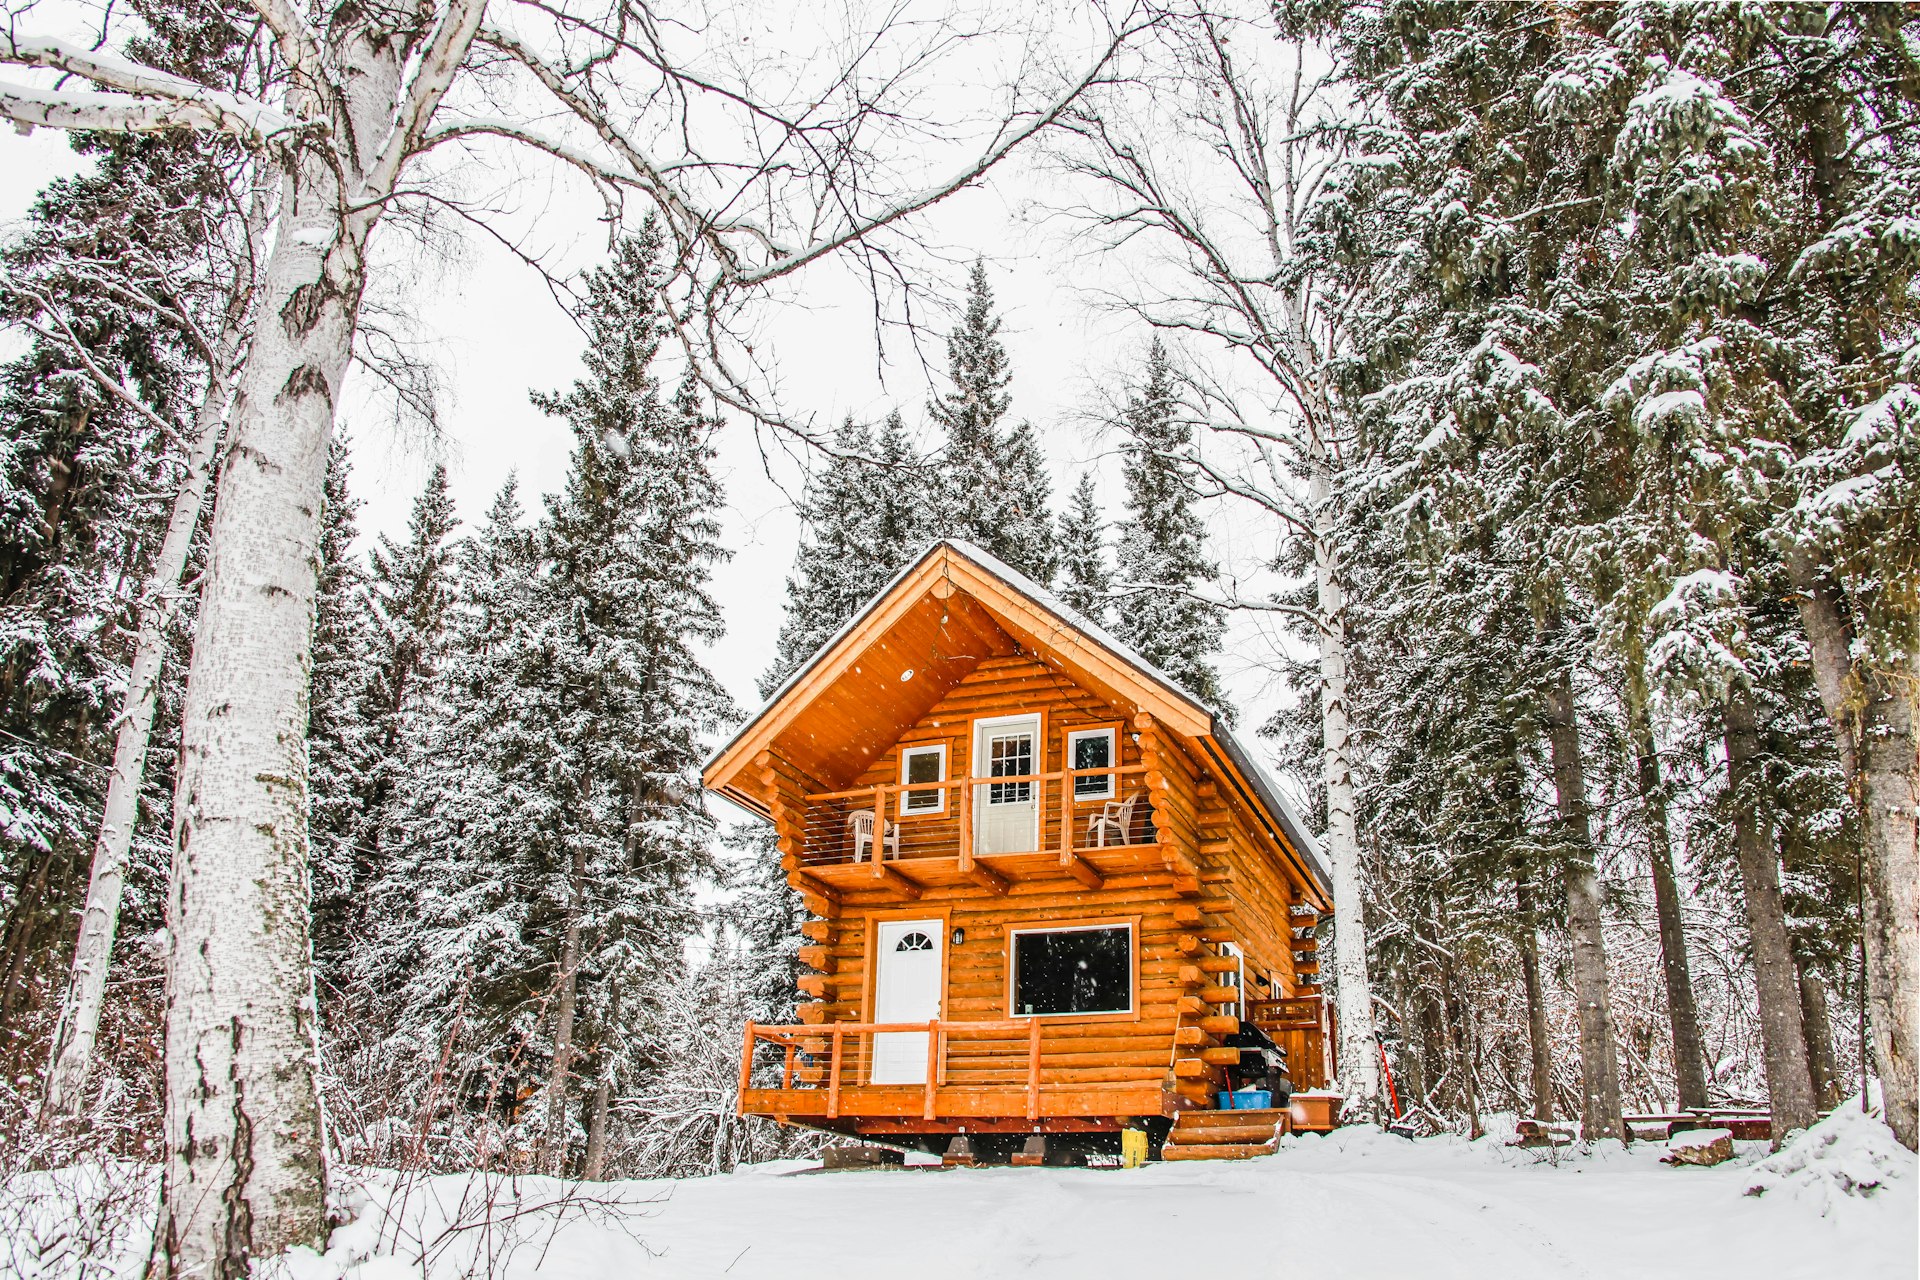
xmin=703 ymin=539 xmax=1332 ymax=900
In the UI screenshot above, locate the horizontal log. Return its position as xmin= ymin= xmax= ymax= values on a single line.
xmin=1199 ymin=1047 xmax=1242 ymax=1066
xmin=1199 ymin=1016 xmax=1240 ymax=1036
xmin=801 ymin=920 xmax=832 ymax=943
xmin=1200 ymin=986 xmax=1241 ymax=1006
xmin=1178 ymin=965 xmax=1205 ymax=988
xmin=1174 ymin=1027 xmax=1217 ymax=1048
xmin=1198 ymin=897 xmax=1233 ymax=914
xmin=1172 ymin=1058 xmax=1213 ymax=1080
xmin=1177 ymin=934 xmax=1203 ymax=956
xmin=1197 ymin=956 xmax=1241 ymax=974
xmin=797 ymin=974 xmax=829 ymax=999
xmin=798 ymin=946 xmax=832 ymax=973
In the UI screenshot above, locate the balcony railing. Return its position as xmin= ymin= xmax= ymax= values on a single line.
xmin=792 ymin=766 xmax=1155 ymax=868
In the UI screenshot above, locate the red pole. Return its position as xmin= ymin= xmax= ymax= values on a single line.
xmin=1378 ymin=1041 xmax=1403 ymax=1121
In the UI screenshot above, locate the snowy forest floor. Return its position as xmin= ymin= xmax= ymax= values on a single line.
xmin=7 ymin=1106 xmax=1913 ymax=1280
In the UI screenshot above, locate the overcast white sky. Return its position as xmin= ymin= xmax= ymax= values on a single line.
xmin=0 ymin=75 xmax=1306 ymax=782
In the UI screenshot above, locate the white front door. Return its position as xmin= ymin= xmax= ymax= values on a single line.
xmin=973 ymin=715 xmax=1040 ymax=855
xmin=871 ymin=919 xmax=943 ymax=1084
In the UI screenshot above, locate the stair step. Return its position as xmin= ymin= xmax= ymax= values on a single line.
xmin=1161 ymin=1141 xmax=1277 ymax=1161
xmin=1170 ymin=1122 xmax=1283 ymax=1144
xmin=1176 ymin=1108 xmax=1289 ymax=1126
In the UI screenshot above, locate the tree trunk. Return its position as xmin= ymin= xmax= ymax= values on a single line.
xmin=544 ymin=842 xmax=588 ymax=1177
xmin=1628 ymin=702 xmax=1711 ymax=1111
xmin=43 ymin=318 xmax=246 ymax=1122
xmin=1309 ymin=441 xmax=1378 ymax=1117
xmin=1795 ymin=952 xmax=1842 ymax=1110
xmin=146 ymin=150 xmax=378 ymax=1277
xmin=583 ymin=1067 xmax=611 ymax=1181
xmin=1541 ymin=666 xmax=1625 ymax=1143
xmin=1514 ymin=869 xmax=1555 ymax=1121
xmin=1785 ymin=555 xmax=1917 ymax=1150
xmin=1723 ymin=687 xmax=1820 ymax=1142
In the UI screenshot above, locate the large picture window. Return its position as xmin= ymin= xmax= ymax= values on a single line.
xmin=1010 ymin=924 xmax=1133 ymax=1017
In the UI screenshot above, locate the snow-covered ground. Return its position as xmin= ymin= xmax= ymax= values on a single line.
xmin=311 ymin=1108 xmax=1914 ymax=1280
xmin=10 ymin=1107 xmax=1913 ymax=1280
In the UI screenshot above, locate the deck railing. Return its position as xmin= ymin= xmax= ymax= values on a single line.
xmin=1247 ymin=996 xmax=1334 ymax=1091
xmin=742 ymin=1019 xmax=1047 ymax=1120
xmin=794 ymin=765 xmax=1155 ymax=866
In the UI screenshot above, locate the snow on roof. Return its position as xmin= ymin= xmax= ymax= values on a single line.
xmin=707 ymin=538 xmax=1332 ymax=896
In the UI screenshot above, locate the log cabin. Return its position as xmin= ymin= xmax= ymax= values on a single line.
xmin=704 ymin=540 xmax=1340 ymax=1163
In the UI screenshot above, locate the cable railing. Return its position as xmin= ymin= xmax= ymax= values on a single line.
xmin=792 ymin=765 xmax=1156 ymax=866
xmin=740 ymin=1018 xmax=1047 ymax=1121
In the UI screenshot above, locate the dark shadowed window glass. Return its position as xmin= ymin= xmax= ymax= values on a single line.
xmin=1012 ymin=926 xmax=1131 ymax=1015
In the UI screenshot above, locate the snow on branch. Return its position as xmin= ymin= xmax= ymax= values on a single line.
xmin=0 ymin=34 xmax=307 ymax=144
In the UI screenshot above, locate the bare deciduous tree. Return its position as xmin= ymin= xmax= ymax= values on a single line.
xmin=1044 ymin=2 xmax=1381 ymax=1114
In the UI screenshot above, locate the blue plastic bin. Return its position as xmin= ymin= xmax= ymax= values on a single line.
xmin=1217 ymin=1089 xmax=1273 ymax=1110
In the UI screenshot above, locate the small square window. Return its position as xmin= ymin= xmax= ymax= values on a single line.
xmin=899 ymin=744 xmax=947 ymax=814
xmin=1067 ymin=728 xmax=1116 ymax=800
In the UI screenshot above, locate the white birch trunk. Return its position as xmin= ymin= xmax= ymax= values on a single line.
xmin=1308 ymin=436 xmax=1378 ymax=1114
xmin=149 ymin=133 xmax=382 ymax=1275
xmin=42 ymin=326 xmax=239 ymax=1121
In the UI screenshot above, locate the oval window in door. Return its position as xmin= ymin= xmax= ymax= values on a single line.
xmin=896 ymin=931 xmax=935 ymax=952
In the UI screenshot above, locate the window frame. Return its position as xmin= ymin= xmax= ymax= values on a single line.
xmin=1064 ymin=726 xmax=1119 ymax=802
xmin=1005 ymin=919 xmax=1138 ymax=1020
xmin=897 ymin=742 xmax=949 ymax=817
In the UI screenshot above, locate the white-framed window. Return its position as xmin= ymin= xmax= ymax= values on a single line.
xmin=1066 ymin=727 xmax=1117 ymax=800
xmin=1008 ymin=922 xmax=1134 ymax=1017
xmin=898 ymin=743 xmax=947 ymax=815
xmin=1219 ymin=941 xmax=1245 ymax=1020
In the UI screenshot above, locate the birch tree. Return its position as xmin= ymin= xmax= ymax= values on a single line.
xmin=1048 ymin=3 xmax=1381 ymax=1113
xmin=3 ymin=0 xmax=1155 ymax=1268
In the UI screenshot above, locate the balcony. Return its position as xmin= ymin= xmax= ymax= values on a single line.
xmin=783 ymin=765 xmax=1194 ymax=898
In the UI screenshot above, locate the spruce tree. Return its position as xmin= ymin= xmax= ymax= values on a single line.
xmin=1055 ymin=473 xmax=1112 ymax=626
xmin=527 ymin=223 xmax=736 ymax=1173
xmin=928 ymin=261 xmax=1056 ymax=581
xmin=355 ymin=464 xmax=459 ymax=864
xmin=1111 ymin=340 xmax=1223 ymax=706
xmin=307 ymin=438 xmax=376 ymax=982
xmin=764 ymin=411 xmax=930 ymax=694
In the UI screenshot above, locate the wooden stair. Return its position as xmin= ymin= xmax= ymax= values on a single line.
xmin=1160 ymin=1108 xmax=1290 ymax=1161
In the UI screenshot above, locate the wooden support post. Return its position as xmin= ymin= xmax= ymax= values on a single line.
xmin=782 ymin=1041 xmax=795 ymax=1089
xmin=924 ymin=1021 xmax=940 ymax=1120
xmin=1058 ymin=775 xmax=1072 ymax=860
xmin=740 ymin=1021 xmax=757 ymax=1099
xmin=872 ymin=784 xmax=887 ymax=860
xmin=1027 ymin=1017 xmax=1042 ymax=1120
xmin=827 ymin=1028 xmax=844 ymax=1120
xmin=958 ymin=772 xmax=974 ymax=871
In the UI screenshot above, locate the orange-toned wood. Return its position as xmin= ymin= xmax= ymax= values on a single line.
xmin=801 ymin=920 xmax=832 ymax=943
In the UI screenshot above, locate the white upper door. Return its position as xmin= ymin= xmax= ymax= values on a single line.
xmin=973 ymin=715 xmax=1040 ymax=855
xmin=870 ymin=919 xmax=943 ymax=1084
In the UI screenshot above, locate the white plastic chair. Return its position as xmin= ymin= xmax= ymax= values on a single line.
xmin=848 ymin=808 xmax=900 ymax=862
xmin=1087 ymin=791 xmax=1145 ymax=847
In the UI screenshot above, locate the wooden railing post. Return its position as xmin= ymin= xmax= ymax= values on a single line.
xmin=1026 ymin=1017 xmax=1042 ymax=1120
xmin=740 ymin=1021 xmax=757 ymax=1100
xmin=782 ymin=1041 xmax=796 ymax=1089
xmin=827 ymin=1028 xmax=845 ymax=1119
xmin=873 ymin=784 xmax=887 ymax=860
xmin=958 ymin=771 xmax=974 ymax=870
xmin=923 ymin=1020 xmax=940 ymax=1120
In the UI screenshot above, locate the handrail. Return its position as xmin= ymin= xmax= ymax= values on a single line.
xmin=742 ymin=1018 xmax=1045 ymax=1122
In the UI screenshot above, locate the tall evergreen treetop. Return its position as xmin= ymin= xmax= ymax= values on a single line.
xmin=1056 ymin=472 xmax=1112 ymax=627
xmin=1112 ymin=339 xmax=1224 ymax=707
xmin=928 ymin=261 xmax=1056 ymax=581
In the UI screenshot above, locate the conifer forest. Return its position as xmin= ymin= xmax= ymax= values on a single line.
xmin=0 ymin=2 xmax=1914 ymax=1276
